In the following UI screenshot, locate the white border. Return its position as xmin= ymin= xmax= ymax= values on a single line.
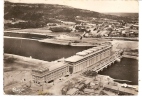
xmin=0 ymin=0 xmax=141 ymax=100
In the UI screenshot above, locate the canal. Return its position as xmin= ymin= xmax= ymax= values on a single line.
xmin=99 ymin=58 xmax=138 ymax=85
xmin=4 ymin=38 xmax=91 ymax=61
xmin=4 ymin=37 xmax=138 ymax=85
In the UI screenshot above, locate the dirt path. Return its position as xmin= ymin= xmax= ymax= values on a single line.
xmin=48 ymin=73 xmax=82 ymax=95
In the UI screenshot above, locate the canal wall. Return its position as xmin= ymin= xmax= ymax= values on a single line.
xmin=4 ymin=53 xmax=50 ymax=65
xmin=122 ymin=55 xmax=138 ymax=60
xmin=4 ymin=36 xmax=38 ymax=41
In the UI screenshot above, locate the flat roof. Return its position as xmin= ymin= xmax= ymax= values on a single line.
xmin=83 ymin=50 xmax=94 ymax=54
xmin=33 ymin=61 xmax=67 ymax=72
xmin=65 ymin=55 xmax=83 ymax=63
xmin=48 ymin=62 xmax=67 ymax=71
xmin=88 ymin=48 xmax=98 ymax=52
xmin=34 ymin=64 xmax=50 ymax=72
xmin=65 ymin=45 xmax=111 ymax=63
xmin=92 ymin=47 xmax=101 ymax=50
xmin=76 ymin=51 xmax=88 ymax=56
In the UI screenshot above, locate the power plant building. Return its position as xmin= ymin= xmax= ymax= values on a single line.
xmin=65 ymin=45 xmax=112 ymax=74
xmin=31 ymin=44 xmax=122 ymax=84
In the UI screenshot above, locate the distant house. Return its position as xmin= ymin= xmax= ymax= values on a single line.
xmin=109 ymin=31 xmax=118 ymax=37
xmin=129 ymin=30 xmax=138 ymax=37
xmin=90 ymin=81 xmax=100 ymax=90
xmin=121 ymin=30 xmax=128 ymax=37
xmin=132 ymin=25 xmax=138 ymax=30
xmin=99 ymin=30 xmax=110 ymax=37
xmin=125 ymin=27 xmax=130 ymax=32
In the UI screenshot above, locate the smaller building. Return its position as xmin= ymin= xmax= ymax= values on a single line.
xmin=84 ymin=88 xmax=94 ymax=94
xmin=84 ymin=80 xmax=91 ymax=85
xmin=66 ymin=88 xmax=79 ymax=95
xmin=32 ymin=61 xmax=69 ymax=84
xmin=90 ymin=81 xmax=100 ymax=89
xmin=76 ymin=83 xmax=86 ymax=90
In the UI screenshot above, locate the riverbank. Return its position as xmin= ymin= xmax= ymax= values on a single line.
xmin=4 ymin=30 xmax=138 ymax=48
xmin=122 ymin=50 xmax=138 ymax=60
xmin=4 ymin=32 xmax=137 ymax=48
xmin=4 ymin=35 xmax=100 ymax=47
xmin=38 ymin=38 xmax=95 ymax=47
xmin=4 ymin=53 xmax=50 ymax=65
xmin=5 ymin=29 xmax=138 ymax=41
xmin=103 ymin=37 xmax=138 ymax=41
xmin=4 ymin=36 xmax=38 ymax=41
xmin=4 ymin=28 xmax=52 ymax=35
xmin=123 ymin=55 xmax=138 ymax=60
xmin=4 ymin=29 xmax=70 ymax=37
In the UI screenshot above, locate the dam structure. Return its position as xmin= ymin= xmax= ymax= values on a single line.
xmin=31 ymin=44 xmax=123 ymax=84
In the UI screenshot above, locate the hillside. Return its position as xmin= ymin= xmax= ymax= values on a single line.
xmin=105 ymin=13 xmax=138 ymax=17
xmin=4 ymin=1 xmax=138 ymax=29
xmin=104 ymin=13 xmax=138 ymax=20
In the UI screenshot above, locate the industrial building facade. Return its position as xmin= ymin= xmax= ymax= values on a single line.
xmin=32 ymin=62 xmax=69 ymax=84
xmin=31 ymin=44 xmax=122 ymax=84
xmin=65 ymin=45 xmax=112 ymax=74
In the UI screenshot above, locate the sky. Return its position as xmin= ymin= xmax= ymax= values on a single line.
xmin=5 ymin=0 xmax=139 ymax=13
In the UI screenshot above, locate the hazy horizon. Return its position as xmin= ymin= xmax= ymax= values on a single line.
xmin=5 ymin=0 xmax=139 ymax=13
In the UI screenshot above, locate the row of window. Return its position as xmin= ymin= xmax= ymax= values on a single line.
xmin=32 ymin=66 xmax=68 ymax=82
xmin=44 ymin=67 xmax=68 ymax=81
xmin=73 ymin=49 xmax=111 ymax=73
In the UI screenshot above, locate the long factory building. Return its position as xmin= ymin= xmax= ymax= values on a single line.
xmin=31 ymin=44 xmax=123 ymax=84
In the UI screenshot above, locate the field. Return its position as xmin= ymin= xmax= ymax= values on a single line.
xmin=3 ymin=54 xmax=51 ymax=95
